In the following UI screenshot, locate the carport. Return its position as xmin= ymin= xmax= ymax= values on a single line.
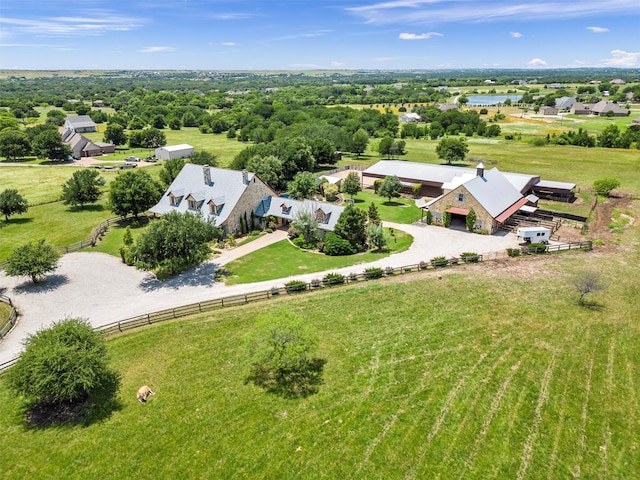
xmin=447 ymin=206 xmax=469 ymax=229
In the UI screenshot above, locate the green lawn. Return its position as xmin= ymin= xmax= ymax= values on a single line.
xmin=224 ymin=230 xmax=412 ymax=285
xmin=351 ymin=189 xmax=422 ymax=224
xmin=1 ymin=232 xmax=638 ymax=478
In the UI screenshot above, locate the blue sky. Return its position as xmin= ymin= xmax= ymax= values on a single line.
xmin=1 ymin=0 xmax=639 ymax=70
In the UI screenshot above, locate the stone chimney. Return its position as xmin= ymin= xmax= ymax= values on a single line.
xmin=203 ymin=165 xmax=211 ymax=185
xmin=476 ymin=162 xmax=485 ymax=178
xmin=242 ymin=170 xmax=249 ymax=185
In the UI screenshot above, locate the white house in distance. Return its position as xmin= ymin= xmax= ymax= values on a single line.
xmin=399 ymin=112 xmax=421 ymax=123
xmin=64 ymin=115 xmax=97 ymax=133
xmin=155 ymin=144 xmax=195 ymax=160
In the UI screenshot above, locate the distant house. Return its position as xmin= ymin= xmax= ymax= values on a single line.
xmin=424 ymin=164 xmax=529 ymax=234
xmin=555 ymin=96 xmax=576 ymax=111
xmin=149 ymin=164 xmax=276 ymax=236
xmin=539 ymin=106 xmax=558 ymax=116
xmin=155 ymin=144 xmax=195 ymax=160
xmin=436 ymin=103 xmax=459 ymax=112
xmin=571 ymin=101 xmax=629 ymax=117
xmin=59 ymin=128 xmax=113 ymax=157
xmin=611 ymin=78 xmax=626 ymax=85
xmin=254 ymin=197 xmax=345 ymax=234
xmin=399 ymin=112 xmax=421 ymax=123
xmin=64 ymin=115 xmax=97 ymax=133
xmin=632 ymin=117 xmax=640 ymax=126
xmin=545 ymin=83 xmax=565 ymax=89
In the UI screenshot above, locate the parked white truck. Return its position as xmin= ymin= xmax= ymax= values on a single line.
xmin=516 ymin=226 xmax=551 ymax=244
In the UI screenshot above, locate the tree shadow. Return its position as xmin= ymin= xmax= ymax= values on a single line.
xmin=23 ymin=371 xmax=122 ymax=429
xmin=138 ymin=262 xmax=217 ymax=292
xmin=0 ymin=217 xmax=34 ymax=228
xmin=246 ymin=358 xmax=326 ymax=399
xmin=14 ymin=274 xmax=69 ymax=294
xmin=352 ymin=198 xmax=366 ymax=204
xmin=441 ymin=162 xmax=470 ymax=168
xmin=383 ymin=201 xmax=404 ymax=207
xmin=578 ymin=299 xmax=605 ymax=311
xmin=67 ymin=204 xmax=105 ymax=213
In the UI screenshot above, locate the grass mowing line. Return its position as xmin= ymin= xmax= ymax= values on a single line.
xmin=516 ymin=354 xmax=557 ymax=480
xmin=579 ymin=343 xmax=597 ymax=468
xmin=546 ymin=364 xmax=574 ymax=480
xmin=601 ymin=338 xmax=616 ymax=479
xmin=407 ymin=351 xmax=489 ymax=480
xmin=464 ymin=360 xmax=522 ymax=474
xmin=357 ymin=411 xmax=401 ymax=473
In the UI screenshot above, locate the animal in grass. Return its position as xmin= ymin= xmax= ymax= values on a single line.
xmin=137 ymin=385 xmax=155 ymax=403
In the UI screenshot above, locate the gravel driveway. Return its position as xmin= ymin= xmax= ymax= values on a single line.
xmin=0 ymin=223 xmax=518 ymax=363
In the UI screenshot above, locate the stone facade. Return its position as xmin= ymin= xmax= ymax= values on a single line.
xmin=427 ymin=184 xmax=496 ymax=233
xmin=220 ymin=177 xmax=276 ymax=235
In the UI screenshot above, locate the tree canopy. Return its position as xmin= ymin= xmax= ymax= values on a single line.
xmin=288 ymin=171 xmax=319 ymax=200
xmin=341 ymin=171 xmax=362 ymax=199
xmin=108 ymin=170 xmax=162 ymax=218
xmin=5 ymin=239 xmax=60 ymax=283
xmin=378 ymin=175 xmax=403 ymax=203
xmin=159 ymin=158 xmax=185 ymax=188
xmin=334 ymin=203 xmax=367 ymax=248
xmin=61 ymin=169 xmax=105 ymax=208
xmin=0 ymin=188 xmax=29 ymax=221
xmin=436 ymin=136 xmax=469 ymax=165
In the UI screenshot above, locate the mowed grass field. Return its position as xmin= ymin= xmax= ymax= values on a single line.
xmin=0 ymin=225 xmax=639 ymax=478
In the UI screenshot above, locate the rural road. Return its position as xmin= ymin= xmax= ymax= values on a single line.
xmin=0 ymin=222 xmax=519 ymax=364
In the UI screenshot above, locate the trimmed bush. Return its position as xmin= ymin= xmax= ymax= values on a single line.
xmin=285 ymin=280 xmax=307 ymax=293
xmin=431 ymin=256 xmax=448 ymax=267
xmin=460 ymin=252 xmax=480 ymax=263
xmin=526 ymin=243 xmax=548 ymax=254
xmin=506 ymin=248 xmax=521 ymax=257
xmin=322 ymin=273 xmax=345 ymax=286
xmin=364 ymin=267 xmax=383 ymax=280
xmin=323 ymin=232 xmax=358 ymax=256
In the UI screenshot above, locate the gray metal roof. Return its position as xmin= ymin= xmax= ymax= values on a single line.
xmin=65 ymin=115 xmax=96 ymax=130
xmin=254 ymin=196 xmax=345 ymax=231
xmin=363 ymin=160 xmax=539 ymax=194
xmin=464 ymin=168 xmax=524 ymax=217
xmin=534 ymin=179 xmax=576 ymax=190
xmin=150 ymin=164 xmax=256 ymax=226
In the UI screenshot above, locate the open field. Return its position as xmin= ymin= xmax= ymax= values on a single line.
xmin=224 ymin=229 xmax=412 ymax=285
xmin=0 ymin=224 xmax=638 ymax=478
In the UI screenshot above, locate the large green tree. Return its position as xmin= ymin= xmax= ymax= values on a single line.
xmin=61 ymin=169 xmax=105 ymax=208
xmin=189 ymin=150 xmax=219 ymax=166
xmin=246 ymin=155 xmax=284 ymax=190
xmin=378 ymin=175 xmax=403 ymax=203
xmin=159 ymin=158 xmax=185 ymax=188
xmin=6 ymin=318 xmax=120 ymax=410
xmin=334 ymin=203 xmax=367 ymax=247
xmin=32 ymin=129 xmax=71 ymax=161
xmin=130 ymin=211 xmax=221 ymax=276
xmin=350 ymin=128 xmax=369 ymax=157
xmin=436 ymin=136 xmax=469 ymax=165
xmin=288 ymin=171 xmax=319 ymax=200
xmin=0 ymin=188 xmax=29 ymax=221
xmin=5 ymin=239 xmax=60 ymax=284
xmin=108 ymin=170 xmax=162 ymax=218
xmin=245 ymin=309 xmax=324 ymax=398
xmin=0 ymin=130 xmax=31 ymax=161
xmin=103 ymin=123 xmax=128 ymax=147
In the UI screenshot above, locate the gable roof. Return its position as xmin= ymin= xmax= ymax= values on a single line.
xmin=254 ymin=196 xmax=345 ymax=231
xmin=65 ymin=115 xmax=96 ymax=130
xmin=150 ymin=164 xmax=272 ymax=226
xmin=157 ymin=144 xmax=194 ymax=152
xmin=463 ymin=168 xmax=524 ymax=218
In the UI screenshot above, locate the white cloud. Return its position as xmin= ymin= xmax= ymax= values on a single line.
xmin=509 ymin=31 xmax=522 ymax=38
xmin=602 ymin=49 xmax=639 ymax=67
xmin=222 ymin=42 xmax=236 ymax=46
xmin=398 ymin=32 xmax=443 ymax=40
xmin=0 ymin=12 xmax=145 ymax=36
xmin=210 ymin=13 xmax=257 ymax=20
xmin=139 ymin=46 xmax=175 ymax=53
xmin=347 ymin=0 xmax=638 ymax=25
xmin=586 ymin=26 xmax=609 ymax=33
xmin=270 ymin=30 xmax=331 ymax=42
xmin=331 ymin=61 xmax=346 ymax=68
xmin=527 ymin=58 xmax=548 ymax=67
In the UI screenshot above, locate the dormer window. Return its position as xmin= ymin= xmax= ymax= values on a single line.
xmin=315 ymin=208 xmax=328 ymax=223
xmin=209 ymin=202 xmax=222 ymax=215
xmin=188 ymin=199 xmax=197 ymax=210
xmin=169 ymin=195 xmax=179 ymax=206
xmin=281 ymin=203 xmax=292 ymax=215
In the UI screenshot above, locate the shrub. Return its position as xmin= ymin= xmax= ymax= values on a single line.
xmin=431 ymin=256 xmax=448 ymax=267
xmin=443 ymin=211 xmax=451 ymax=228
xmin=460 ymin=252 xmax=480 ymax=263
xmin=525 ymin=243 xmax=548 ymax=254
xmin=285 ymin=280 xmax=307 ymax=293
xmin=292 ymin=235 xmax=317 ymax=250
xmin=529 ymin=137 xmax=548 ymax=147
xmin=364 ymin=267 xmax=383 ymax=279
xmin=250 ymin=230 xmax=261 ymax=236
xmin=479 ymin=108 xmax=488 ymax=114
xmin=264 ymin=228 xmax=273 ymax=234
xmin=323 ymin=232 xmax=358 ymax=256
xmin=506 ymin=247 xmax=521 ymax=257
xmin=373 ymin=179 xmax=382 ymax=194
xmin=322 ymin=272 xmax=345 ymax=286
xmin=593 ymin=177 xmax=621 ymax=197
xmin=425 ymin=210 xmax=432 ymax=225
xmin=419 ymin=260 xmax=428 ymax=270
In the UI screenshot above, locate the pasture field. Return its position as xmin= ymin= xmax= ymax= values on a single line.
xmin=0 ymin=225 xmax=638 ymax=478
xmin=224 ymin=229 xmax=412 ymax=285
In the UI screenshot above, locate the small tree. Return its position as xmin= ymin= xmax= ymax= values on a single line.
xmin=103 ymin=123 xmax=128 ymax=147
xmin=573 ymin=271 xmax=606 ymax=305
xmin=108 ymin=170 xmax=162 ymax=218
xmin=436 ymin=136 xmax=469 ymax=165
xmin=350 ymin=128 xmax=369 ymax=157
xmin=378 ymin=175 xmax=402 ymax=203
xmin=245 ymin=309 xmax=325 ymax=398
xmin=341 ymin=171 xmax=362 ymax=199
xmin=5 ymin=239 xmax=60 ymax=284
xmin=366 ymin=222 xmax=388 ymax=251
xmin=368 ymin=201 xmax=381 ymax=225
xmin=189 ymin=150 xmax=219 ymax=166
xmin=159 ymin=158 xmax=185 ymax=188
xmin=593 ymin=178 xmax=621 ymax=197
xmin=334 ymin=203 xmax=367 ymax=247
xmin=290 ymin=210 xmax=319 ymax=245
xmin=0 ymin=188 xmax=29 ymax=221
xmin=61 ymin=169 xmax=105 ymax=209
xmin=6 ymin=318 xmax=120 ymax=415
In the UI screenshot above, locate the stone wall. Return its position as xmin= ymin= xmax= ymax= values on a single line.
xmin=427 ymin=184 xmax=497 ymax=233
xmin=224 ymin=176 xmax=276 ymax=235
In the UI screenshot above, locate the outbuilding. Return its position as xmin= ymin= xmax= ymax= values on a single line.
xmin=155 ymin=144 xmax=194 ymax=160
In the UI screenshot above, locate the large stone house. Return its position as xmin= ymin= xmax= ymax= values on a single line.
xmin=149 ymin=164 xmax=276 ymax=236
xmin=254 ymin=197 xmax=345 ymax=235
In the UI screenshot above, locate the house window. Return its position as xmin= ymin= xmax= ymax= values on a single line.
xmin=315 ymin=209 xmax=327 ymax=223
xmin=281 ymin=204 xmax=291 ymax=215
xmin=455 ymin=193 xmax=466 ymax=202
xmin=188 ymin=199 xmax=197 ymax=210
xmin=169 ymin=195 xmax=178 ymax=206
xmin=209 ymin=203 xmax=221 ymax=215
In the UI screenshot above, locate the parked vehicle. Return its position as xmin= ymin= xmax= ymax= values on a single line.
xmin=516 ymin=226 xmax=551 ymax=244
xmin=125 ymin=156 xmax=140 ymax=162
xmin=122 ymin=162 xmax=138 ymax=169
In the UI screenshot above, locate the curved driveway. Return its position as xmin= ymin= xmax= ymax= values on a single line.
xmin=0 ymin=223 xmax=518 ymax=363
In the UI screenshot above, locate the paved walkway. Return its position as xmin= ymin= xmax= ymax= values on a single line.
xmin=0 ymin=223 xmax=518 ymax=364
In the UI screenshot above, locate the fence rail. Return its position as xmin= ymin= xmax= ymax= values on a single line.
xmin=0 ymin=240 xmax=592 ymax=373
xmin=0 ymin=295 xmax=17 ymax=343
